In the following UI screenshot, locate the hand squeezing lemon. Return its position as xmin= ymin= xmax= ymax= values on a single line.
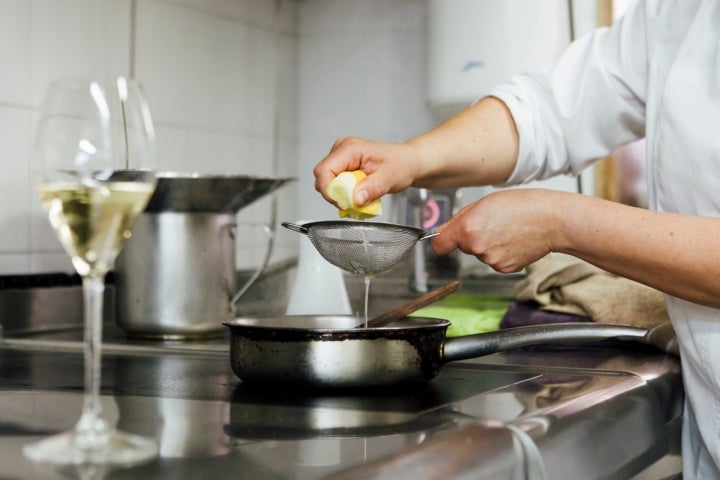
xmin=326 ymin=170 xmax=382 ymax=220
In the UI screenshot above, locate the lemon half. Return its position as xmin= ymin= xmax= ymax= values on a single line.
xmin=326 ymin=170 xmax=382 ymax=220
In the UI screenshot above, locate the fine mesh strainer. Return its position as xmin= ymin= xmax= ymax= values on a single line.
xmin=282 ymin=221 xmax=439 ymax=276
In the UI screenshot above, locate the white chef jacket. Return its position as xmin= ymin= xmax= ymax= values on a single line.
xmin=491 ymin=0 xmax=720 ymax=477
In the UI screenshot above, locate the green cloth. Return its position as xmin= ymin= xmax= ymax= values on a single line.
xmin=409 ymin=294 xmax=509 ymax=337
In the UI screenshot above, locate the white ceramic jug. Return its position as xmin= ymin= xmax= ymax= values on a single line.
xmin=286 ymin=222 xmax=352 ymax=315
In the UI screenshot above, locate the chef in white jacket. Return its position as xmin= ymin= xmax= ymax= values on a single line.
xmin=314 ymin=0 xmax=720 ymax=476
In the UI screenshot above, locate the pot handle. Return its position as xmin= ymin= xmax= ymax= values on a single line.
xmin=441 ymin=322 xmax=651 ymax=364
xmin=230 ymin=222 xmax=274 ymax=312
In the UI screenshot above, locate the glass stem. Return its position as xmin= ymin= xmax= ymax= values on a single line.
xmin=76 ymin=273 xmax=108 ymax=443
xmin=120 ymin=100 xmax=129 ymax=169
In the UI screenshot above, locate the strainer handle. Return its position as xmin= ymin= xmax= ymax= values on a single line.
xmin=281 ymin=222 xmax=310 ymax=235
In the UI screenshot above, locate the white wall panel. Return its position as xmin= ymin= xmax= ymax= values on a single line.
xmin=0 ymin=0 xmax=299 ymax=274
xmin=296 ymin=0 xmax=432 ymax=224
xmin=0 ymin=1 xmax=31 ymax=106
xmin=0 ymin=108 xmax=31 ymax=252
xmin=134 ymin=1 xmax=251 ymax=134
xmin=0 ymin=0 xmax=604 ymax=277
xmin=30 ymin=0 xmax=131 ymax=106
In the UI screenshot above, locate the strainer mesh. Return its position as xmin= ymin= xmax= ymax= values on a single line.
xmin=306 ymin=222 xmax=424 ymax=275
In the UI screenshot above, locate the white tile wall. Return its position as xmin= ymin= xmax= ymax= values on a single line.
xmin=294 ymin=0 xmax=598 ymax=275
xmin=29 ymin=0 xmax=132 ymax=105
xmin=0 ymin=108 xmax=32 ymax=253
xmin=0 ymin=0 xmax=599 ymax=277
xmin=0 ymin=0 xmax=300 ymax=274
xmin=133 ymin=0 xmax=300 ymax=269
xmin=0 ymin=1 xmax=32 ymax=107
xmin=294 ymin=0 xmax=435 ymax=223
xmin=301 ymin=0 xmax=426 ymax=35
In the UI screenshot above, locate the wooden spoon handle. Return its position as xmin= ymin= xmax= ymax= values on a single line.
xmin=366 ymin=280 xmax=462 ymax=328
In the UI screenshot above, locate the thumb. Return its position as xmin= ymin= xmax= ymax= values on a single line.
xmin=354 ymin=174 xmax=389 ymax=207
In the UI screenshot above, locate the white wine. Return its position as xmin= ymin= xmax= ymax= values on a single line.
xmin=38 ymin=181 xmax=154 ymax=276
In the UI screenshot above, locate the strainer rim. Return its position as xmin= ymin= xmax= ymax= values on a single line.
xmin=299 ymin=220 xmax=429 ymax=237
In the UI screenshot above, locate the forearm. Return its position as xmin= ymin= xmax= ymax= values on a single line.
xmin=406 ymin=96 xmax=520 ymax=189
xmin=555 ymin=193 xmax=720 ymax=308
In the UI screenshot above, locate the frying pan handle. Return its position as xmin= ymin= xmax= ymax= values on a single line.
xmin=281 ymin=221 xmax=310 ymax=235
xmin=441 ymin=322 xmax=650 ymax=363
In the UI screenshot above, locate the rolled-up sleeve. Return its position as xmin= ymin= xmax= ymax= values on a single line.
xmin=489 ymin=1 xmax=649 ymax=186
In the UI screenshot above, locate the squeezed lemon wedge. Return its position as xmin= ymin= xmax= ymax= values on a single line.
xmin=326 ymin=170 xmax=382 ymax=220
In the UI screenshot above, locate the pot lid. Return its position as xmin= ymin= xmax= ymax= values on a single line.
xmin=144 ymin=172 xmax=294 ymax=213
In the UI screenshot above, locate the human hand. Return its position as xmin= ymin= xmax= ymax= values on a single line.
xmin=313 ymin=137 xmax=420 ymax=209
xmin=432 ymin=189 xmax=566 ymax=273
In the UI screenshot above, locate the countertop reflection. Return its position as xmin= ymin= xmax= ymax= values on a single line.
xmin=0 ymin=337 xmax=682 ymax=479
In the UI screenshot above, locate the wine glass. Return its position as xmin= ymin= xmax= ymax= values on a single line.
xmin=23 ymin=77 xmax=159 ymax=465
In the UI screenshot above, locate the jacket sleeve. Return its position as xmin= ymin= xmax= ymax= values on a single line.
xmin=489 ymin=0 xmax=649 ymax=185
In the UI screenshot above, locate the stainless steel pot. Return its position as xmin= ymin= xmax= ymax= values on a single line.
xmin=222 ymin=316 xmax=666 ymax=388
xmin=114 ymin=173 xmax=293 ymax=339
xmin=115 ymin=212 xmax=270 ymax=339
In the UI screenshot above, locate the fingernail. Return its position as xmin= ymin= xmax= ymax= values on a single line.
xmin=355 ymin=190 xmax=368 ymax=206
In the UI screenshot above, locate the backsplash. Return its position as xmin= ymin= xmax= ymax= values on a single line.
xmin=1 ymin=0 xmax=593 ymax=276
xmin=0 ymin=0 xmax=435 ymax=275
xmin=0 ymin=0 xmax=301 ymax=273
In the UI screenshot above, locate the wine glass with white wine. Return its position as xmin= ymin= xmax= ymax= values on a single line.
xmin=23 ymin=77 xmax=159 ymax=465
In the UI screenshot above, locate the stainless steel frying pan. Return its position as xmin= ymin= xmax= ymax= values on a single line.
xmin=223 ymin=316 xmax=675 ymax=388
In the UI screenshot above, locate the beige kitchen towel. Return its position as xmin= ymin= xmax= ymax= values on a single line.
xmin=515 ymin=253 xmax=670 ymax=328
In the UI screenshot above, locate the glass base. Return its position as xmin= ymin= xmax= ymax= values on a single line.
xmin=23 ymin=429 xmax=158 ymax=466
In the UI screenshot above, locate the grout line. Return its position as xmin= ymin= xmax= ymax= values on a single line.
xmin=129 ymin=0 xmax=137 ymax=78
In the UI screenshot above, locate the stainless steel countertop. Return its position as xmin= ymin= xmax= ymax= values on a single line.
xmin=0 ymin=272 xmax=683 ymax=479
xmin=0 ymin=336 xmax=682 ymax=479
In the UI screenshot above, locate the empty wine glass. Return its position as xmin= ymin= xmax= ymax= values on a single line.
xmin=23 ymin=77 xmax=158 ymax=465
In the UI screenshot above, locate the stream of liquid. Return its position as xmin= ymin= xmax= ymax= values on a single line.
xmin=362 ymin=229 xmax=371 ymax=327
xmin=363 ymin=275 xmax=371 ymax=328
xmin=340 ymin=228 xmax=383 ymax=327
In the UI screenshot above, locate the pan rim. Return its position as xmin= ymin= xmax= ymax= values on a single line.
xmin=222 ymin=315 xmax=451 ymax=332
